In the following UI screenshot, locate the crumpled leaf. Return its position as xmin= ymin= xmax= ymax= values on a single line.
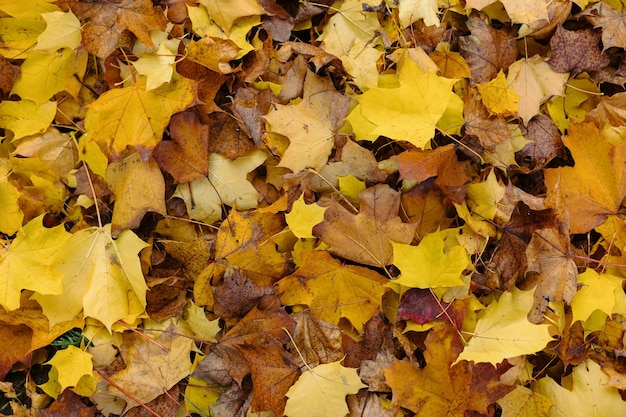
xmin=277 ymin=250 xmax=388 ymax=332
xmin=578 ymin=2 xmax=626 ymax=52
xmin=264 ymin=70 xmax=350 ymax=172
xmin=0 ymin=215 xmax=70 ymax=311
xmin=313 ymin=184 xmax=416 ymax=267
xmin=456 ymin=287 xmax=554 ymax=365
xmin=84 ymin=73 xmax=197 ymax=161
xmin=284 ymin=361 xmax=367 ymax=417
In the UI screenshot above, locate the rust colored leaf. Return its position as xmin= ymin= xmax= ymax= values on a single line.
xmin=289 ymin=311 xmax=343 ymax=368
xmin=0 ymin=57 xmax=19 ymax=96
xmin=153 ymin=111 xmax=209 ymax=184
xmin=459 ymin=15 xmax=518 ymax=83
xmin=401 ymin=179 xmax=454 ymax=240
xmin=57 ymin=0 xmax=167 ymax=59
xmin=313 ymin=184 xmax=417 ymax=267
xmin=393 ymin=144 xmax=457 ymax=183
xmin=38 ymin=389 xmax=96 ymax=417
xmin=0 ymin=324 xmax=32 ymax=380
xmin=207 ymin=112 xmax=255 ymax=159
xmin=549 ymin=26 xmax=609 ymax=74
xmin=176 ymin=59 xmax=228 ymax=115
xmin=557 ymin=319 xmax=586 ymax=368
xmin=342 ymin=313 xmax=394 ymax=368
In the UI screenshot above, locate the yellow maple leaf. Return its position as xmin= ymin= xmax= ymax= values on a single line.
xmin=349 ymin=58 xmax=459 ymax=148
xmin=34 ymin=10 xmax=82 ymax=51
xmin=0 ymin=100 xmax=56 ymax=139
xmin=535 ymin=359 xmax=626 ymax=417
xmin=398 ymin=0 xmax=440 ymax=27
xmin=285 ymin=194 xmax=327 ymax=239
xmin=0 ymin=177 xmax=24 ymax=236
xmin=497 ymin=385 xmax=552 ymax=417
xmin=284 ymin=361 xmax=367 ymax=417
xmin=131 ymin=43 xmax=177 ymax=91
xmin=84 ymin=73 xmax=197 ymax=161
xmin=0 ymin=17 xmax=46 ymax=59
xmin=106 ymin=152 xmax=166 ymax=236
xmin=571 ymin=269 xmax=625 ymax=324
xmin=198 ymin=0 xmax=263 ymax=32
xmin=174 ymin=149 xmax=267 ymax=225
xmin=264 ymin=70 xmax=350 ymax=172
xmin=391 ymin=229 xmax=470 ymax=289
xmin=39 ymin=345 xmax=95 ymax=399
xmin=277 ymin=250 xmax=388 ymax=332
xmin=0 ymin=215 xmax=70 ymax=311
xmin=33 ymin=225 xmax=149 ymax=331
xmin=477 ymin=70 xmax=520 ymax=115
xmin=456 ymin=287 xmax=553 ymax=365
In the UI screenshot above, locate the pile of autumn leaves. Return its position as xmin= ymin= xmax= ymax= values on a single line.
xmin=1 ymin=0 xmax=626 ymax=416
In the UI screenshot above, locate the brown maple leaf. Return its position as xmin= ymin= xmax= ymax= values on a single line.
xmin=459 ymin=15 xmax=518 ymax=83
xmin=578 ymin=2 xmax=626 ymax=52
xmin=57 ymin=0 xmax=167 ymax=59
xmin=548 ymin=25 xmax=609 ymax=74
xmin=516 ymin=114 xmax=566 ymax=173
xmin=313 ymin=184 xmax=417 ymax=267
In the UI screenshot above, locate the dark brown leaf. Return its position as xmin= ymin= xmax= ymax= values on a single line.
xmin=548 ymin=26 xmax=609 ymax=74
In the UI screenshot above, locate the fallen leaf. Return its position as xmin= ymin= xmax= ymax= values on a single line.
xmin=84 ymin=73 xmax=197 ymax=161
xmin=477 ymin=70 xmax=520 ymax=115
xmin=507 ymin=55 xmax=568 ymax=124
xmin=33 ymin=225 xmax=149 ymax=331
xmin=391 ymin=229 xmax=469 ymax=289
xmin=393 ymin=144 xmax=457 ymax=183
xmin=515 ymin=114 xmax=566 ymax=172
xmin=548 ymin=26 xmax=609 ymax=74
xmin=578 ymin=2 xmax=626 ymax=52
xmin=106 ymin=152 xmax=166 ymax=235
xmin=285 ymin=194 xmax=327 ymax=239
xmin=289 ymin=310 xmax=343 ymax=368
xmin=199 ymin=0 xmax=263 ymax=32
xmin=40 ymin=346 xmax=95 ymax=399
xmin=570 ymin=269 xmax=625 ymax=324
xmin=0 ymin=215 xmax=70 ymax=312
xmin=0 ymin=100 xmax=56 ymax=139
xmin=34 ymin=10 xmax=82 ymax=51
xmin=535 ymin=359 xmax=626 ymax=417
xmin=349 ymin=58 xmax=458 ymax=148
xmin=284 ymin=361 xmax=367 ymax=417
xmin=544 ymin=122 xmax=626 ymax=233
xmin=314 ymin=184 xmax=416 ymax=267
xmin=153 ymin=111 xmax=209 ymax=184
xmin=277 ymin=250 xmax=388 ymax=332
xmin=456 ymin=287 xmax=554 ymax=365
xmin=213 ymin=264 xmax=274 ymax=319
xmin=459 ymin=15 xmax=518 ymax=83
xmin=496 ymin=385 xmax=552 ymax=417
xmin=264 ymin=69 xmax=350 ymax=172
xmin=107 ymin=322 xmax=194 ymax=411
xmin=0 ymin=324 xmax=32 ymax=380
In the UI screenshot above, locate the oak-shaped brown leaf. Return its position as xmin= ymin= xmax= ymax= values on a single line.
xmin=153 ymin=111 xmax=209 ymax=184
xmin=384 ymin=323 xmax=512 ymax=416
xmin=544 ymin=122 xmax=626 ymax=234
xmin=56 ymin=0 xmax=167 ymax=59
xmin=486 ymin=202 xmax=556 ymax=291
xmin=313 ymin=184 xmax=417 ymax=267
xmin=516 ymin=114 xmax=566 ymax=173
xmin=397 ymin=288 xmax=466 ymax=330
xmin=522 ymin=228 xmax=577 ymax=323
xmin=459 ymin=15 xmax=518 ymax=84
xmin=549 ymin=26 xmax=609 ymax=74
xmin=578 ymin=2 xmax=626 ymax=51
xmin=276 ymin=250 xmax=388 ymax=332
xmin=214 ymin=210 xmax=293 ymax=286
xmin=108 ymin=323 xmax=195 ymax=411
xmin=393 ymin=144 xmax=457 ymax=183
